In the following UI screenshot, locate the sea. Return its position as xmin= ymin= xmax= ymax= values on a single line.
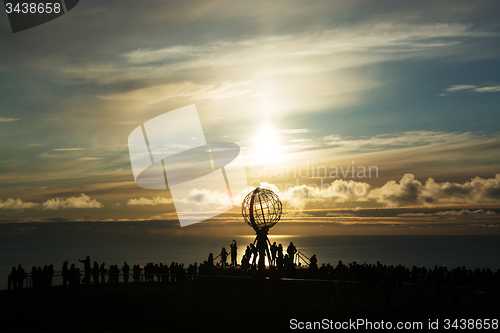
xmin=1 ymin=235 xmax=499 ymax=289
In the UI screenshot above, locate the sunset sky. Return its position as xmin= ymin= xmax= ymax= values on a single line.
xmin=1 ymin=0 xmax=499 ymax=236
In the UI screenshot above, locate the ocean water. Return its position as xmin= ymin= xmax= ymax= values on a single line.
xmin=1 ymin=235 xmax=499 ymax=289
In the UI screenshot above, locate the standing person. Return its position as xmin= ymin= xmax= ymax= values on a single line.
xmin=133 ymin=265 xmax=140 ymax=283
xmin=62 ymin=261 xmax=69 ymax=286
xmin=122 ymin=262 xmax=130 ymax=283
xmin=287 ymin=242 xmax=297 ymax=264
xmin=31 ymin=267 xmax=39 ymax=290
xmin=245 ymin=245 xmax=251 ymax=262
xmin=48 ymin=264 xmax=54 ymax=287
xmin=220 ymin=247 xmax=228 ymax=267
xmin=17 ymin=265 xmax=26 ymax=289
xmin=170 ymin=262 xmax=177 ymax=282
xmin=270 ymin=242 xmax=278 ymax=265
xmin=230 ymin=240 xmax=238 ymax=266
xmin=92 ymin=262 xmax=100 ymax=285
xmin=99 ymin=262 xmax=106 ymax=284
xmin=9 ymin=267 xmax=17 ymax=290
xmin=78 ymin=255 xmax=91 ymax=284
xmin=277 ymin=244 xmax=284 ymax=269
xmin=250 ymin=244 xmax=258 ymax=266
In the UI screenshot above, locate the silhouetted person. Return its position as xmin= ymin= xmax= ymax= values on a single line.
xmin=170 ymin=262 xmax=177 ymax=282
xmin=287 ymin=242 xmax=297 ymax=264
xmin=62 ymin=261 xmax=69 ymax=286
xmin=177 ymin=264 xmax=186 ymax=293
xmin=48 ymin=264 xmax=54 ymax=287
xmin=230 ymin=240 xmax=238 ymax=266
xmin=250 ymin=243 xmax=258 ymax=266
xmin=208 ymin=253 xmax=214 ymax=267
xmin=31 ymin=266 xmax=39 ymax=290
xmin=270 ymin=242 xmax=278 ymax=265
xmin=9 ymin=267 xmax=17 ymax=290
xmin=309 ymin=254 xmax=318 ymax=279
xmin=284 ymin=254 xmax=290 ymax=267
xmin=133 ymin=265 xmax=140 ymax=283
xmin=310 ymin=254 xmax=318 ymax=268
xmin=110 ymin=265 xmax=120 ymax=283
xmin=220 ymin=247 xmax=228 ymax=267
xmin=245 ymin=245 xmax=251 ymax=261
xmin=100 ymin=262 xmax=106 ymax=284
xmin=241 ymin=255 xmax=250 ymax=270
xmin=79 ymin=255 xmax=91 ymax=284
xmin=277 ymin=244 xmax=284 ymax=268
xmin=42 ymin=265 xmax=49 ymax=288
xmin=76 ymin=267 xmax=82 ymax=284
xmin=17 ymin=265 xmax=26 ymax=289
xmin=123 ymin=261 xmax=130 ymax=283
xmin=92 ymin=262 xmax=100 ymax=284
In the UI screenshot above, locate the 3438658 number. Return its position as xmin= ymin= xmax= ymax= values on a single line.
xmin=444 ymin=319 xmax=499 ymax=330
xmin=5 ymin=2 xmax=61 ymax=14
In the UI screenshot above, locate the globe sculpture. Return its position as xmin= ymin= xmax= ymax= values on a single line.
xmin=242 ymin=187 xmax=282 ymax=269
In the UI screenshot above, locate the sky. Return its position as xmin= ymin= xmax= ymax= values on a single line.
xmin=1 ymin=0 xmax=499 ymax=236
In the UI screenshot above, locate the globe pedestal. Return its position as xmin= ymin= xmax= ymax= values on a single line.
xmin=242 ymin=187 xmax=282 ymax=270
xmin=252 ymin=228 xmax=271 ymax=269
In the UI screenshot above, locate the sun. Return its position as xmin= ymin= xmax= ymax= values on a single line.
xmin=254 ymin=124 xmax=280 ymax=162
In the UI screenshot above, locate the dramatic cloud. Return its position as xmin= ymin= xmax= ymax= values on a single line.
xmin=42 ymin=194 xmax=103 ymax=210
xmin=259 ymin=180 xmax=371 ymax=211
xmin=0 ymin=198 xmax=38 ymax=209
xmin=253 ymin=174 xmax=500 ymax=211
xmin=399 ymin=209 xmax=496 ymax=217
xmin=369 ymin=174 xmax=500 ymax=207
xmin=127 ymin=196 xmax=173 ymax=206
xmin=61 ymin=24 xmax=499 ymax=112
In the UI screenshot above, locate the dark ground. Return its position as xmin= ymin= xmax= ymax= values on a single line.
xmin=1 ymin=277 xmax=499 ymax=332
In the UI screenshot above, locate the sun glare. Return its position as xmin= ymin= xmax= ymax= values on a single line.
xmin=254 ymin=124 xmax=280 ymax=162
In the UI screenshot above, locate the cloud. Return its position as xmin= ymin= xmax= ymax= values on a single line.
xmin=42 ymin=194 xmax=103 ymax=210
xmin=57 ymin=23 xmax=499 ymax=110
xmin=99 ymin=81 xmax=252 ymax=105
xmin=474 ymin=86 xmax=500 ymax=93
xmin=250 ymin=174 xmax=500 ymax=212
xmin=127 ymin=196 xmax=173 ymax=206
xmin=369 ymin=174 xmax=500 ymax=207
xmin=322 ymin=131 xmax=487 ymax=150
xmin=445 ymin=85 xmax=477 ymax=92
xmin=398 ymin=209 xmax=496 ymax=217
xmin=278 ymin=129 xmax=309 ymax=134
xmin=325 ymin=212 xmax=357 ymax=217
xmin=0 ymin=198 xmax=39 ymax=209
xmin=258 ymin=179 xmax=371 ymax=211
xmin=52 ymin=148 xmax=85 ymax=151
xmin=442 ymin=84 xmax=500 ymax=94
xmin=0 ymin=117 xmax=22 ymax=122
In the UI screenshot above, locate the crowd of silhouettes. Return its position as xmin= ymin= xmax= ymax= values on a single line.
xmin=7 ymin=240 xmax=500 ymax=291
xmin=304 ymin=259 xmax=500 ymax=289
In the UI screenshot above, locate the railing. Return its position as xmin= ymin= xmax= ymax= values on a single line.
xmin=7 ymin=271 xmax=500 ymax=295
xmin=295 ymin=251 xmax=310 ymax=267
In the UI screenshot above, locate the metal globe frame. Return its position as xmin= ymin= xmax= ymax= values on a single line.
xmin=241 ymin=187 xmax=282 ymax=269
